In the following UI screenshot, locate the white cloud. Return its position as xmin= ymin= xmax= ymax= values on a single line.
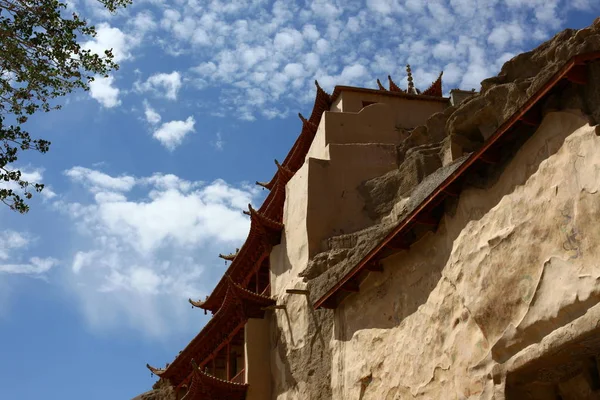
xmin=302 ymin=24 xmax=320 ymax=41
xmin=366 ymin=0 xmax=402 ymax=14
xmin=273 ymin=29 xmax=304 ymax=52
xmin=145 ymin=0 xmax=589 ymax=120
xmin=0 ymin=231 xmax=31 ymax=261
xmin=89 ymin=75 xmax=121 ymax=108
xmin=135 ymin=71 xmax=183 ymax=100
xmin=284 ymin=63 xmax=307 ymax=79
xmin=81 ymin=23 xmax=138 ymax=63
xmin=0 ymin=230 xmax=56 ymax=276
xmin=212 ymin=132 xmax=225 ymax=150
xmin=143 ymin=101 xmax=162 ymax=125
xmin=0 ymin=257 xmax=57 ymax=275
xmin=57 ymin=168 xmax=261 ymax=336
xmin=64 ymin=166 xmax=136 ymax=192
xmin=129 ymin=11 xmax=158 ymax=34
xmin=488 ymin=23 xmax=525 ymax=49
xmin=461 ymin=63 xmax=490 ymax=91
xmin=433 ymin=41 xmax=456 ymax=61
xmin=141 ymin=173 xmax=199 ymax=192
xmin=152 ymin=116 xmax=196 ymax=150
xmin=442 ymin=62 xmax=463 ymax=87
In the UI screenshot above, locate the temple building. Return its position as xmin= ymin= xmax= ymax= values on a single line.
xmin=138 ymin=19 xmax=600 ymax=400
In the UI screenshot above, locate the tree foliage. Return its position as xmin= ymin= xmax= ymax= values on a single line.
xmin=0 ymin=0 xmax=130 ymax=213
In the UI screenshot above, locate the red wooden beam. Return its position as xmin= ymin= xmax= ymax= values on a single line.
xmin=365 ymin=261 xmax=384 ymax=272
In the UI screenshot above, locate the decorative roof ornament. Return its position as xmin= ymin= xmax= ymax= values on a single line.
xmin=219 ymin=249 xmax=239 ymax=262
xmin=406 ymin=64 xmax=418 ymax=95
xmin=189 ymin=295 xmax=209 ymax=310
xmin=422 ymin=71 xmax=444 ymax=97
xmin=274 ymin=159 xmax=294 ymax=184
xmin=246 ymin=204 xmax=284 ymax=232
xmin=255 ymin=181 xmax=270 ymax=190
xmin=309 ymin=80 xmax=332 ymax=125
xmin=388 ymin=75 xmax=404 ymax=93
xmin=381 ymin=67 xmax=444 ymax=97
xmin=146 ymin=364 xmax=166 ymax=377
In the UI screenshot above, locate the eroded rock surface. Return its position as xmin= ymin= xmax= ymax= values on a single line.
xmin=131 ymin=380 xmax=176 ymax=400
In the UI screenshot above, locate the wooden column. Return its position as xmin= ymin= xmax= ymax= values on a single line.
xmin=226 ymin=341 xmax=231 ymax=381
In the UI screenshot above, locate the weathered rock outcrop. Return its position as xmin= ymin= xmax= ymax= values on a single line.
xmin=131 ymin=379 xmax=176 ymax=400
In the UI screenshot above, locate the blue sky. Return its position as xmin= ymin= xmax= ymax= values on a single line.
xmin=0 ymin=0 xmax=597 ymax=398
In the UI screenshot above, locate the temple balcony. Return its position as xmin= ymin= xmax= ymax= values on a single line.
xmin=172 ymin=316 xmax=272 ymax=400
xmin=148 ymin=279 xmax=274 ymax=400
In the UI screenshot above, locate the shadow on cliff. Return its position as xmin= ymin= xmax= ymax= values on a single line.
xmin=270 ymin=234 xmax=335 ymax=399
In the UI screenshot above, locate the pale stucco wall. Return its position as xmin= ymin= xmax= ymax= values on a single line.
xmin=270 ymin=110 xmax=600 ymax=399
xmin=305 ymin=103 xmax=404 ymax=161
xmin=331 ymin=91 xmax=447 ymax=129
xmin=301 ymin=102 xmax=411 ymax=257
xmin=245 ymin=318 xmax=272 ymax=400
xmin=306 ymin=144 xmax=397 ymax=255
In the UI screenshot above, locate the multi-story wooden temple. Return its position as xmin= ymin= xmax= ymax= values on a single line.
xmin=139 ymin=19 xmax=600 ymax=400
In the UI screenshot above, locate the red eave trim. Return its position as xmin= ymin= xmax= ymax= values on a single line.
xmin=330 ymin=85 xmax=450 ymax=104
xmin=314 ymin=51 xmax=600 ymax=310
xmin=198 ymin=84 xmax=330 ymax=313
xmin=159 ymin=280 xmax=275 ymax=385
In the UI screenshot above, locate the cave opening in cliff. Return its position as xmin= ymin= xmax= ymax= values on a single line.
xmin=505 ymin=332 xmax=600 ymax=400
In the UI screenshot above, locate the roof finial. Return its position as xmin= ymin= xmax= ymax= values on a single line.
xmin=406 ymin=64 xmax=416 ymax=94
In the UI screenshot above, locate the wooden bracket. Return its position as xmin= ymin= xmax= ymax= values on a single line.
xmin=478 ymin=151 xmax=501 ymax=165
xmin=442 ymin=186 xmax=460 ymax=197
xmin=286 ymin=289 xmax=310 ymax=295
xmin=386 ymin=236 xmax=410 ymax=250
xmin=261 ymin=304 xmax=287 ymax=311
xmin=319 ymin=297 xmax=338 ymax=309
xmin=519 ymin=111 xmax=542 ymax=127
xmin=365 ymin=261 xmax=384 ymax=272
xmin=414 ymin=213 xmax=439 ymax=226
xmin=341 ymin=280 xmax=360 ymax=293
xmin=565 ymin=64 xmax=587 ymax=85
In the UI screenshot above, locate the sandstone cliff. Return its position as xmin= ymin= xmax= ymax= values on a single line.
xmin=273 ymin=18 xmax=600 ymax=400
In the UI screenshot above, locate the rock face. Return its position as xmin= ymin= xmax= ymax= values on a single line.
xmin=270 ymin=19 xmax=600 ymax=400
xmin=131 ymin=380 xmax=176 ymax=400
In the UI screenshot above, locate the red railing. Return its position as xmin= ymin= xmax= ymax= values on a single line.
xmin=231 ymin=368 xmax=245 ymax=384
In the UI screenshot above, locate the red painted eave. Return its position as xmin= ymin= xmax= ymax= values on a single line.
xmin=198 ymin=84 xmax=330 ymax=313
xmin=330 ymin=85 xmax=450 ymax=103
xmin=314 ymin=51 xmax=600 ymax=310
xmin=156 ymin=280 xmax=274 ymax=385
